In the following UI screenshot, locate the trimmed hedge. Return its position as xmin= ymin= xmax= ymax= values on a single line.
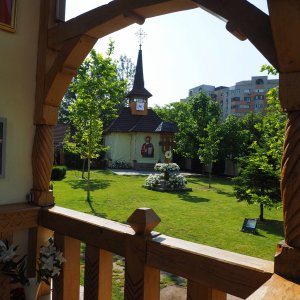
xmin=51 ymin=166 xmax=67 ymax=181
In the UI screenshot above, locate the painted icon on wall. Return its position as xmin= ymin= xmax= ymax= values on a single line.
xmin=141 ymin=136 xmax=154 ymax=158
xmin=0 ymin=0 xmax=17 ymax=32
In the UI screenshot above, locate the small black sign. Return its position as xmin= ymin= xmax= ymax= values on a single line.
xmin=241 ymin=218 xmax=257 ymax=234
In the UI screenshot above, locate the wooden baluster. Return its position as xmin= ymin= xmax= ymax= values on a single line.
xmin=52 ymin=233 xmax=81 ymax=300
xmin=84 ymin=245 xmax=113 ymax=300
xmin=125 ymin=208 xmax=161 ymax=300
xmin=187 ymin=280 xmax=227 ymax=300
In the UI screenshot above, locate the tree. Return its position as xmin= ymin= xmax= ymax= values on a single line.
xmin=233 ymin=87 xmax=285 ymax=221
xmin=198 ymin=118 xmax=222 ymax=188
xmin=66 ymin=96 xmax=106 ymax=202
xmin=219 ymin=115 xmax=250 ymax=174
xmin=64 ymin=46 xmax=127 ymax=201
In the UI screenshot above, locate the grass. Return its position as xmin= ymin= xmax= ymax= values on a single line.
xmin=53 ymin=169 xmax=283 ymax=261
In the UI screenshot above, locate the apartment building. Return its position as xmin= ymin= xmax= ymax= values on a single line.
xmin=185 ymin=76 xmax=278 ymax=118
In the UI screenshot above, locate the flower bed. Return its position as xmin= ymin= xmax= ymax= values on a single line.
xmin=144 ymin=163 xmax=191 ymax=192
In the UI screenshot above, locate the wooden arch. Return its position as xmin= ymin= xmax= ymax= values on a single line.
xmin=33 ymin=0 xmax=300 ymax=282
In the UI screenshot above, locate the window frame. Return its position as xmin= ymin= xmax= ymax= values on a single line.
xmin=0 ymin=117 xmax=7 ymax=178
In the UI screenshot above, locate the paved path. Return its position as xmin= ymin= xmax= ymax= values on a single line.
xmin=110 ymin=168 xmax=200 ymax=177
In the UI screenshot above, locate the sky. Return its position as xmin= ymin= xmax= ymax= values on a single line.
xmin=65 ymin=0 xmax=278 ymax=107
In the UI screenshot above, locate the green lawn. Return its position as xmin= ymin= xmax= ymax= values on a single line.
xmin=53 ymin=169 xmax=283 ymax=261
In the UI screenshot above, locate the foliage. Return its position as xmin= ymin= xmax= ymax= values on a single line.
xmin=117 ymin=54 xmax=135 ymax=93
xmin=260 ymin=64 xmax=278 ymax=76
xmin=37 ymin=237 xmax=66 ymax=285
xmin=51 ymin=165 xmax=67 ymax=181
xmin=111 ymin=160 xmax=131 ymax=169
xmin=155 ymin=93 xmax=220 ymax=159
xmin=59 ymin=45 xmax=127 ymax=126
xmin=219 ymin=114 xmax=249 ymax=162
xmin=233 ymin=87 xmax=285 ymax=220
xmin=198 ymin=118 xmax=222 ymax=187
xmin=0 ymin=240 xmax=28 ymax=285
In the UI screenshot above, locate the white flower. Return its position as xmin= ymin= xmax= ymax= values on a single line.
xmin=0 ymin=244 xmax=16 ymax=263
xmin=41 ymin=256 xmax=55 ymax=271
xmin=40 ymin=244 xmax=56 ymax=257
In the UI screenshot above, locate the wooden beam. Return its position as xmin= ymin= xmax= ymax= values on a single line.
xmin=192 ymin=0 xmax=278 ymax=69
xmin=47 ymin=0 xmax=197 ymax=48
xmin=0 ymin=203 xmax=39 ymax=233
xmin=268 ymin=0 xmax=300 ymax=72
xmin=39 ymin=206 xmax=134 ymax=256
xmin=147 ymin=235 xmax=274 ymax=299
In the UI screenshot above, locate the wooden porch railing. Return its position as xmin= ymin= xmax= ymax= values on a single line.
xmin=1 ymin=203 xmax=298 ymax=299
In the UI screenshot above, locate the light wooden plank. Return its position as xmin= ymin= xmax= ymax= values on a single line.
xmin=144 ymin=265 xmax=160 ymax=300
xmin=187 ymin=280 xmax=227 ymax=300
xmin=52 ymin=233 xmax=81 ymax=300
xmin=84 ymin=245 xmax=113 ymax=300
xmin=247 ymin=274 xmax=300 ymax=300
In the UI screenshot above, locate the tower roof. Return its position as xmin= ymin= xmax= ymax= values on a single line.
xmin=126 ymin=48 xmax=152 ymax=99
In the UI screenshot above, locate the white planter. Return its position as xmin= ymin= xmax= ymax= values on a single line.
xmin=23 ymin=278 xmax=41 ymax=300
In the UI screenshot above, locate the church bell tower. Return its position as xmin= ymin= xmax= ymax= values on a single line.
xmin=126 ymin=29 xmax=152 ymax=116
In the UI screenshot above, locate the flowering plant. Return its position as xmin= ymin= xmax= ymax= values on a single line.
xmin=37 ymin=237 xmax=66 ymax=285
xmin=0 ymin=240 xmax=28 ymax=285
xmin=154 ymin=163 xmax=180 ymax=173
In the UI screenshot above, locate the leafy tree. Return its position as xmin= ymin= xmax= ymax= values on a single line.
xmin=198 ymin=118 xmax=222 ymax=188
xmin=219 ymin=115 xmax=249 ymax=174
xmin=176 ymin=93 xmax=221 ymax=159
xmin=59 ymin=44 xmax=127 ymax=126
xmin=63 ymin=46 xmax=127 ymax=201
xmin=233 ymin=87 xmax=285 ymax=221
xmin=66 ymin=95 xmax=106 ymax=202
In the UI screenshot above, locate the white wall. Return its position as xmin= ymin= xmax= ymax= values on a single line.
xmin=105 ymin=132 xmax=164 ymax=165
xmin=0 ymin=1 xmax=40 ymax=204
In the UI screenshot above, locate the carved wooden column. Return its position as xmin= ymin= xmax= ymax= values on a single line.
xmin=274 ymin=72 xmax=300 ymax=280
xmin=31 ymin=124 xmax=55 ymax=206
xmin=125 ymin=208 xmax=161 ymax=300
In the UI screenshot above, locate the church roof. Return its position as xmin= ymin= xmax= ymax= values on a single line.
xmin=104 ymin=107 xmax=177 ymax=133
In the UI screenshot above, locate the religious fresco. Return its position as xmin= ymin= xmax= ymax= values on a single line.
xmin=141 ymin=136 xmax=154 ymax=158
xmin=0 ymin=0 xmax=16 ymax=32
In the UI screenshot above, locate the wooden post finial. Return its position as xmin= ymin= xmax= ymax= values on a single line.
xmin=127 ymin=208 xmax=160 ymax=236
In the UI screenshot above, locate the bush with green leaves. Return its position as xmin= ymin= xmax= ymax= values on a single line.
xmin=111 ymin=160 xmax=131 ymax=169
xmin=51 ymin=166 xmax=67 ymax=181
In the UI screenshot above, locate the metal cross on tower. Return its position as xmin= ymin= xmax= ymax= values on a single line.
xmin=135 ymin=28 xmax=147 ymax=49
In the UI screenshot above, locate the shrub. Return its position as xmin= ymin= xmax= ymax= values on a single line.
xmin=111 ymin=160 xmax=131 ymax=169
xmin=51 ymin=166 xmax=67 ymax=181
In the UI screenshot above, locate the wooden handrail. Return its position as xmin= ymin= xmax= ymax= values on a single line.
xmin=147 ymin=235 xmax=274 ymax=299
xmin=38 ymin=206 xmax=274 ymax=299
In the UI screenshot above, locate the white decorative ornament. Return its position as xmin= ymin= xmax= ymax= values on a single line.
xmin=165 ymin=150 xmax=172 ymax=159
